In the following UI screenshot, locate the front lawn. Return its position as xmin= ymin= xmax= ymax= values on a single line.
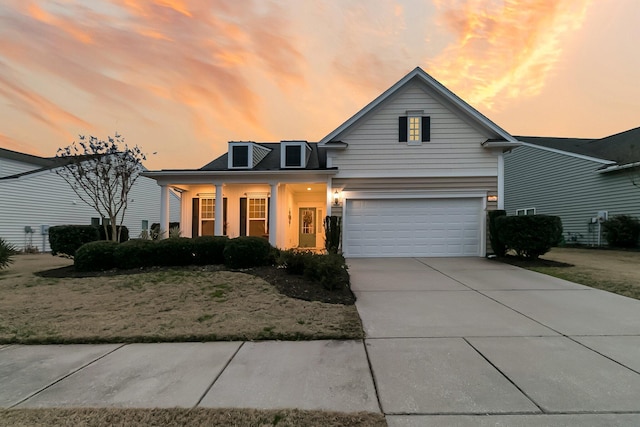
xmin=0 ymin=255 xmax=363 ymax=344
xmin=499 ymin=247 xmax=640 ymax=300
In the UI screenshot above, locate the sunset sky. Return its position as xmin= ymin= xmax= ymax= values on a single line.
xmin=1 ymin=0 xmax=638 ymax=170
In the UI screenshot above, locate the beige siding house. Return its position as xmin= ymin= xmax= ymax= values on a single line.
xmin=145 ymin=67 xmax=519 ymax=257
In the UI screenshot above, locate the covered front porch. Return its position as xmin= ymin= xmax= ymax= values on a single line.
xmin=150 ymin=170 xmax=338 ymax=249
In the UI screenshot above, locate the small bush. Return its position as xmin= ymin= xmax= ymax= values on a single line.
xmin=97 ymin=225 xmax=129 ymax=243
xmin=602 ymin=215 xmax=640 ymax=248
xmin=496 ymin=215 xmax=563 ymax=259
xmin=303 ymin=253 xmax=350 ymax=291
xmin=192 ymin=236 xmax=228 ymax=265
xmin=324 ymin=216 xmax=342 ymax=254
xmin=154 ymin=237 xmax=195 ymax=266
xmin=49 ymin=225 xmax=100 ymax=257
xmin=223 ymin=236 xmax=273 ymax=269
xmin=150 ymin=222 xmax=180 ymax=240
xmin=113 ymin=239 xmax=156 ymax=269
xmin=278 ymin=249 xmax=314 ymax=275
xmin=75 ymin=240 xmax=119 ymax=272
xmin=488 ymin=210 xmax=507 ymax=257
xmin=0 ymin=237 xmax=17 ymax=270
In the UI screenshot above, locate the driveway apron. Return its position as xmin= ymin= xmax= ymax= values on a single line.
xmin=350 ymin=257 xmax=640 ymax=426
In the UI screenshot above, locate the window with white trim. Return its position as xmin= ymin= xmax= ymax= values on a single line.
xmin=231 ymin=146 xmax=249 ymax=168
xmin=516 ymin=208 xmax=536 ymax=216
xmin=399 ymin=114 xmax=430 ymax=145
xmin=248 ymin=197 xmax=267 ymax=236
xmin=200 ymin=198 xmax=215 ymax=235
xmin=408 ymin=116 xmax=421 ymax=142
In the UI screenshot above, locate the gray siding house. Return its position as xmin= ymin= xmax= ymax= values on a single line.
xmin=0 ymin=148 xmax=181 ymax=252
xmin=504 ymin=127 xmax=640 ymax=245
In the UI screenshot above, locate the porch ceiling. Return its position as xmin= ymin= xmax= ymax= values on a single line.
xmin=286 ymin=183 xmax=327 ymax=194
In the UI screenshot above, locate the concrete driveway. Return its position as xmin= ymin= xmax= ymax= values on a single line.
xmin=350 ymin=257 xmax=640 ymax=426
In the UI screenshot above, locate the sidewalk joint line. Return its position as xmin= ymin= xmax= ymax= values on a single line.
xmin=361 ymin=338 xmax=384 ymax=414
xmin=193 ymin=341 xmax=245 ymax=408
xmin=9 ymin=343 xmax=127 ymax=408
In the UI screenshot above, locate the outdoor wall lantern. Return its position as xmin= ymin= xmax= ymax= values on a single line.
xmin=487 ymin=195 xmax=498 ymax=202
xmin=333 ymin=190 xmax=341 ymax=206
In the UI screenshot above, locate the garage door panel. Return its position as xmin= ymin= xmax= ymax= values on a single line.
xmin=344 ymin=198 xmax=481 ymax=257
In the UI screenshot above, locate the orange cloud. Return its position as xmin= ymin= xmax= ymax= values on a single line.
xmin=429 ymin=0 xmax=593 ymax=110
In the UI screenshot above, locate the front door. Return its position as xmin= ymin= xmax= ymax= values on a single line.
xmin=299 ymin=207 xmax=316 ymax=248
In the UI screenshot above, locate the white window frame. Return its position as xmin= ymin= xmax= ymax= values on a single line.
xmin=516 ymin=207 xmax=536 ymax=216
xmin=248 ymin=197 xmax=268 ymax=235
xmin=405 ymin=109 xmax=424 ymax=146
xmin=280 ymin=141 xmax=308 ymax=168
xmin=200 ymin=198 xmax=215 ymax=235
xmin=228 ymin=143 xmax=252 ymax=169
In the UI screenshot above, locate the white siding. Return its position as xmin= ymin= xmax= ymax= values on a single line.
xmin=0 ymin=169 xmax=181 ymax=252
xmin=329 ymin=81 xmax=498 ymax=178
xmin=0 ymin=158 xmax=41 ymax=177
xmin=504 ymin=145 xmax=640 ymax=245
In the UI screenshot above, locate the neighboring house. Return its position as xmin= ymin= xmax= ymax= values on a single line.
xmin=0 ymin=148 xmax=181 ymax=252
xmin=504 ymin=127 xmax=640 ymax=245
xmin=145 ymin=67 xmax=519 ymax=257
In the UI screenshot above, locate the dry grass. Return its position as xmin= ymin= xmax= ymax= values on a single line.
xmin=528 ymin=247 xmax=640 ymax=300
xmin=0 ymin=255 xmax=363 ymax=344
xmin=0 ymin=408 xmax=387 ymax=427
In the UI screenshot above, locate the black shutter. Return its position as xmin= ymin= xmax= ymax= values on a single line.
xmin=223 ymin=198 xmax=228 ymax=235
xmin=422 ymin=116 xmax=431 ymax=142
xmin=191 ymin=198 xmax=199 ymax=237
xmin=399 ymin=116 xmax=408 ymax=142
xmin=239 ymin=197 xmax=247 ymax=236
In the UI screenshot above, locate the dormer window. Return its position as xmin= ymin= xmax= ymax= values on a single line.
xmin=399 ymin=111 xmax=430 ymax=145
xmin=228 ymin=142 xmax=271 ymax=169
xmin=232 ymin=145 xmax=249 ymax=167
xmin=280 ymin=141 xmax=311 ymax=168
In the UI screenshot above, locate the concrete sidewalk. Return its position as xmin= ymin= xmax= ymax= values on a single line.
xmin=2 ymin=257 xmax=640 ymax=427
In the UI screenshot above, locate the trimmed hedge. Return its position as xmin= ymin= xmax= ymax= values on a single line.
xmin=602 ymin=215 xmax=640 ymax=248
xmin=192 ymin=236 xmax=228 ymax=265
xmin=97 ymin=225 xmax=129 ymax=243
xmin=223 ymin=236 xmax=273 ymax=269
xmin=113 ymin=239 xmax=156 ymax=269
xmin=49 ymin=225 xmax=100 ymax=257
xmin=278 ymin=249 xmax=350 ymax=291
xmin=496 ymin=214 xmax=563 ymax=259
xmin=488 ymin=210 xmax=507 ymax=257
xmin=75 ymin=240 xmax=119 ymax=272
xmin=155 ymin=237 xmax=195 ymax=266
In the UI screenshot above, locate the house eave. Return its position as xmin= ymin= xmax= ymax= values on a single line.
xmin=597 ymin=161 xmax=640 ymax=174
xmin=482 ymin=140 xmax=522 ymax=149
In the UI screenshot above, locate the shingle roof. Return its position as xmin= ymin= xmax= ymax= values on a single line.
xmin=0 ymin=147 xmax=110 ymax=180
xmin=199 ymin=142 xmax=327 ymax=171
xmin=516 ymin=126 xmax=640 ymax=166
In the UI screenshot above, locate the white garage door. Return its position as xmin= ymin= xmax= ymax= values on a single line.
xmin=344 ymin=198 xmax=482 ymax=257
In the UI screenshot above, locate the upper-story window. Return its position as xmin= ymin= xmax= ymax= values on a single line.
xmin=232 ymin=145 xmax=249 ymax=168
xmin=280 ymin=141 xmax=310 ymax=168
xmin=399 ymin=112 xmax=430 ymax=145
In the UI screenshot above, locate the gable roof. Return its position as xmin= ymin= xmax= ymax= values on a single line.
xmin=0 ymin=147 xmax=73 ymax=180
xmin=516 ymin=126 xmax=640 ymax=167
xmin=319 ymin=67 xmax=519 ymax=148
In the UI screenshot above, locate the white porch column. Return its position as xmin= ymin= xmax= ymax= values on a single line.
xmin=214 ymin=183 xmax=224 ymax=236
xmin=269 ymin=182 xmax=279 ymax=247
xmin=497 ymin=152 xmax=505 ymax=209
xmin=159 ymin=184 xmax=169 ymax=239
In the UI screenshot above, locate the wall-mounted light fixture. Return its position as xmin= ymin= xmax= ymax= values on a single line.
xmin=487 ymin=195 xmax=498 ymax=202
xmin=333 ymin=190 xmax=341 ymax=206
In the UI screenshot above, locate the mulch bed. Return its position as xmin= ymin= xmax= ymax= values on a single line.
xmin=36 ymin=264 xmax=356 ymax=305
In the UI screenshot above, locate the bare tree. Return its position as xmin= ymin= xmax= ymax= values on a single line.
xmin=56 ymin=133 xmax=146 ymax=242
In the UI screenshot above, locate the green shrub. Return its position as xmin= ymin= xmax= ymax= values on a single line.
xmin=192 ymin=236 xmax=228 ymax=265
xmin=0 ymin=237 xmax=17 ymax=270
xmin=603 ymin=215 xmax=640 ymax=248
xmin=150 ymin=222 xmax=180 ymax=240
xmin=324 ymin=216 xmax=342 ymax=254
xmin=488 ymin=210 xmax=507 ymax=257
xmin=49 ymin=225 xmax=100 ymax=257
xmin=97 ymin=225 xmax=129 ymax=242
xmin=113 ymin=239 xmax=156 ymax=269
xmin=74 ymin=240 xmax=119 ymax=272
xmin=154 ymin=237 xmax=194 ymax=266
xmin=303 ymin=253 xmax=350 ymax=291
xmin=223 ymin=236 xmax=273 ymax=269
xmin=278 ymin=249 xmax=314 ymax=275
xmin=496 ymin=215 xmax=563 ymax=259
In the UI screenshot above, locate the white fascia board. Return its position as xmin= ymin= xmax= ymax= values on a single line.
xmin=319 ymin=67 xmax=518 ymax=145
xmin=597 ymin=161 xmax=640 ymax=173
xmin=517 ymin=141 xmax=615 ymax=165
xmin=143 ymin=169 xmax=338 ymax=186
xmin=332 ymin=169 xmax=497 ymax=179
xmin=342 ymin=189 xmax=487 ymax=200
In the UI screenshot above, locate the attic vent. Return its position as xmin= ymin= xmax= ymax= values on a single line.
xmin=228 ymin=142 xmax=272 ymax=169
xmin=252 ymin=145 xmax=270 ymax=167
